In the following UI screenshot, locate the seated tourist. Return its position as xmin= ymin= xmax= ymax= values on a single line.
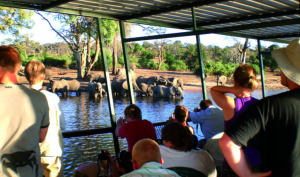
xmin=188 ymin=99 xmax=224 ymax=147
xmin=122 ymin=139 xmax=180 ymax=177
xmin=98 ymin=150 xmax=133 ymax=177
xmin=169 ymin=105 xmax=194 ymax=134
xmin=74 ymin=162 xmax=100 ymax=177
xmin=115 ymin=104 xmax=157 ymax=152
xmin=160 ymin=122 xmax=217 ymax=177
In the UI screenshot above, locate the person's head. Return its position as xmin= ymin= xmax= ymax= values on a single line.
xmin=25 ymin=59 xmax=46 ymax=85
xmin=272 ymin=38 xmax=300 ymax=90
xmin=124 ymin=104 xmax=142 ymax=121
xmin=116 ymin=150 xmax=134 ymax=174
xmin=74 ymin=162 xmax=100 ymax=177
xmin=199 ymin=99 xmax=213 ymax=110
xmin=161 ymin=122 xmax=193 ymax=152
xmin=131 ymin=139 xmax=161 ymax=169
xmin=0 ymin=45 xmax=21 ymax=74
xmin=233 ymin=64 xmax=258 ymax=91
xmin=174 ymin=105 xmax=188 ymax=123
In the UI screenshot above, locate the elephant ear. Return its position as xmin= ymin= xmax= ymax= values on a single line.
xmin=122 ymin=81 xmax=128 ymax=90
xmin=169 ymin=86 xmax=176 ymax=96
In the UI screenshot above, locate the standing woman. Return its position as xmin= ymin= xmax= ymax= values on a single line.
xmin=210 ymin=64 xmax=261 ymax=177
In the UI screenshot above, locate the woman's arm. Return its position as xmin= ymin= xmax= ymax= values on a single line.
xmin=210 ymin=86 xmax=236 ymax=121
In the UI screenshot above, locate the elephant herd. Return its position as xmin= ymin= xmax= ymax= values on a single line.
xmin=43 ymin=69 xmax=81 ymax=97
xmin=88 ymin=68 xmax=185 ymax=99
xmin=43 ymin=67 xmax=185 ymax=99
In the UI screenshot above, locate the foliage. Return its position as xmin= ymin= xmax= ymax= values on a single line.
xmin=138 ymin=49 xmax=155 ymax=68
xmin=118 ymin=55 xmax=141 ymax=68
xmin=0 ymin=7 xmax=34 ymax=36
xmin=263 ymin=45 xmax=280 ymax=72
xmin=93 ymin=49 xmax=113 ymax=70
xmin=194 ymin=60 xmax=238 ymax=77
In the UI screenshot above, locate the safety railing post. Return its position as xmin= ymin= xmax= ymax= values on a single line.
xmin=257 ymin=39 xmax=266 ymax=98
xmin=97 ymin=18 xmax=120 ymax=154
xmin=192 ymin=7 xmax=207 ymax=100
xmin=119 ymin=20 xmax=135 ymax=104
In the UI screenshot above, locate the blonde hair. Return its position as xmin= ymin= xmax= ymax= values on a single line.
xmin=233 ymin=64 xmax=258 ymax=91
xmin=132 ymin=139 xmax=161 ymax=167
xmin=25 ymin=59 xmax=45 ymax=84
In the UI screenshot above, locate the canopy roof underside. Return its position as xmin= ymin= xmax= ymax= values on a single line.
xmin=1 ymin=0 xmax=300 ymax=43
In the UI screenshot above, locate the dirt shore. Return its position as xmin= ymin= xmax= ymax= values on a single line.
xmin=18 ymin=67 xmax=285 ymax=91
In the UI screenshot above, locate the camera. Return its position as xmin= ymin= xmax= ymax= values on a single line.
xmin=97 ymin=150 xmax=110 ymax=161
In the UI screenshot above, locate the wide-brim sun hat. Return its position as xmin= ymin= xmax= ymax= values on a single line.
xmin=272 ymin=38 xmax=300 ymax=85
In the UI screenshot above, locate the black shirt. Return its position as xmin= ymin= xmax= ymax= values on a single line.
xmin=225 ymin=89 xmax=300 ymax=177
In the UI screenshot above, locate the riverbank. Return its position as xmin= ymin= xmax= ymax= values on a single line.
xmin=18 ymin=67 xmax=285 ymax=91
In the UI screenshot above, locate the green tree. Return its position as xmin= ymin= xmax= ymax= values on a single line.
xmin=263 ymin=44 xmax=280 ymax=72
xmin=36 ymin=11 xmax=118 ymax=78
xmin=0 ymin=7 xmax=34 ymax=36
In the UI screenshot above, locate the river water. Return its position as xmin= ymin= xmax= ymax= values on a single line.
xmin=61 ymin=88 xmax=288 ymax=176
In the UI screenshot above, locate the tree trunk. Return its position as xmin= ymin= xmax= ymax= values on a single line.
xmin=80 ymin=43 xmax=87 ymax=79
xmin=241 ymin=38 xmax=249 ymax=64
xmin=75 ymin=52 xmax=82 ymax=79
xmin=112 ymin=35 xmax=118 ymax=75
xmin=158 ymin=48 xmax=163 ymax=70
xmin=88 ymin=38 xmax=100 ymax=74
xmin=84 ymin=37 xmax=92 ymax=78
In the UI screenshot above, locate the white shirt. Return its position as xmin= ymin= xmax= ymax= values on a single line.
xmin=159 ymin=145 xmax=217 ymax=177
xmin=31 ymin=85 xmax=65 ymax=157
xmin=189 ymin=105 xmax=224 ymax=141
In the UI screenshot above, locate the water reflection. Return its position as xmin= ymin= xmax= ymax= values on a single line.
xmin=61 ymin=89 xmax=288 ymax=176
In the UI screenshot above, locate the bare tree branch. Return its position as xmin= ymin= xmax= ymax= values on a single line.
xmin=35 ymin=11 xmax=76 ymax=53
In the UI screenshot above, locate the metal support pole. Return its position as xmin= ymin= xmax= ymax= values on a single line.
xmin=192 ymin=7 xmax=207 ymax=100
xmin=257 ymin=39 xmax=266 ymax=98
xmin=97 ymin=18 xmax=120 ymax=154
xmin=119 ymin=20 xmax=135 ymax=104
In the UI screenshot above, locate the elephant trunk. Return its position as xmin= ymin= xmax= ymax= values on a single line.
xmin=179 ymin=91 xmax=184 ymax=99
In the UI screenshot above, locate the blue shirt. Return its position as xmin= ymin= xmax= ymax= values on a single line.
xmin=121 ymin=162 xmax=180 ymax=177
xmin=189 ymin=105 xmax=224 ymax=140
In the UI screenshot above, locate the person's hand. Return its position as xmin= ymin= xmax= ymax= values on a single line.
xmin=117 ymin=117 xmax=124 ymax=125
xmin=193 ymin=107 xmax=201 ymax=112
xmin=98 ymin=159 xmax=109 ymax=175
xmin=232 ymin=86 xmax=251 ymax=98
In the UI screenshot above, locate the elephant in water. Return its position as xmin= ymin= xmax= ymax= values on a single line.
xmin=136 ymin=76 xmax=159 ymax=87
xmin=45 ymin=69 xmax=53 ymax=81
xmin=88 ymin=82 xmax=103 ymax=98
xmin=52 ymin=79 xmax=69 ymax=97
xmin=137 ymin=83 xmax=155 ymax=97
xmin=66 ymin=80 xmax=81 ymax=96
xmin=217 ymin=75 xmax=227 ymax=86
xmin=111 ymin=68 xmax=140 ymax=96
xmin=157 ymin=76 xmax=184 ymax=90
xmin=153 ymin=85 xmax=184 ymax=98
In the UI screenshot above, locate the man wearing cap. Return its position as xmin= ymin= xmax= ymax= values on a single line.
xmin=219 ymin=39 xmax=300 ymax=177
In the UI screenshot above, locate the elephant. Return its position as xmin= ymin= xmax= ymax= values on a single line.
xmin=168 ymin=77 xmax=184 ymax=90
xmin=116 ymin=68 xmax=136 ymax=80
xmin=153 ymin=85 xmax=184 ymax=98
xmin=52 ymin=79 xmax=69 ymax=97
xmin=217 ymin=75 xmax=227 ymax=86
xmin=88 ymin=73 xmax=106 ymax=83
xmin=67 ymin=80 xmax=81 ymax=96
xmin=122 ymin=63 xmax=136 ymax=72
xmin=45 ymin=69 xmax=53 ymax=81
xmin=136 ymin=76 xmax=159 ymax=88
xmin=137 ymin=83 xmax=155 ymax=97
xmin=111 ymin=77 xmax=141 ymax=96
xmin=88 ymin=82 xmax=102 ymax=98
xmin=157 ymin=76 xmax=184 ymax=90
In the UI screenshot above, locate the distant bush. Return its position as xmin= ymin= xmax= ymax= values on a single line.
xmin=169 ymin=60 xmax=188 ymax=71
xmin=249 ymin=63 xmax=261 ymax=74
xmin=194 ymin=60 xmax=238 ymax=77
xmin=93 ymin=49 xmax=113 ymax=70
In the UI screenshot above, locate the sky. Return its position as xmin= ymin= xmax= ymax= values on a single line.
xmin=0 ymin=13 xmax=288 ymax=49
